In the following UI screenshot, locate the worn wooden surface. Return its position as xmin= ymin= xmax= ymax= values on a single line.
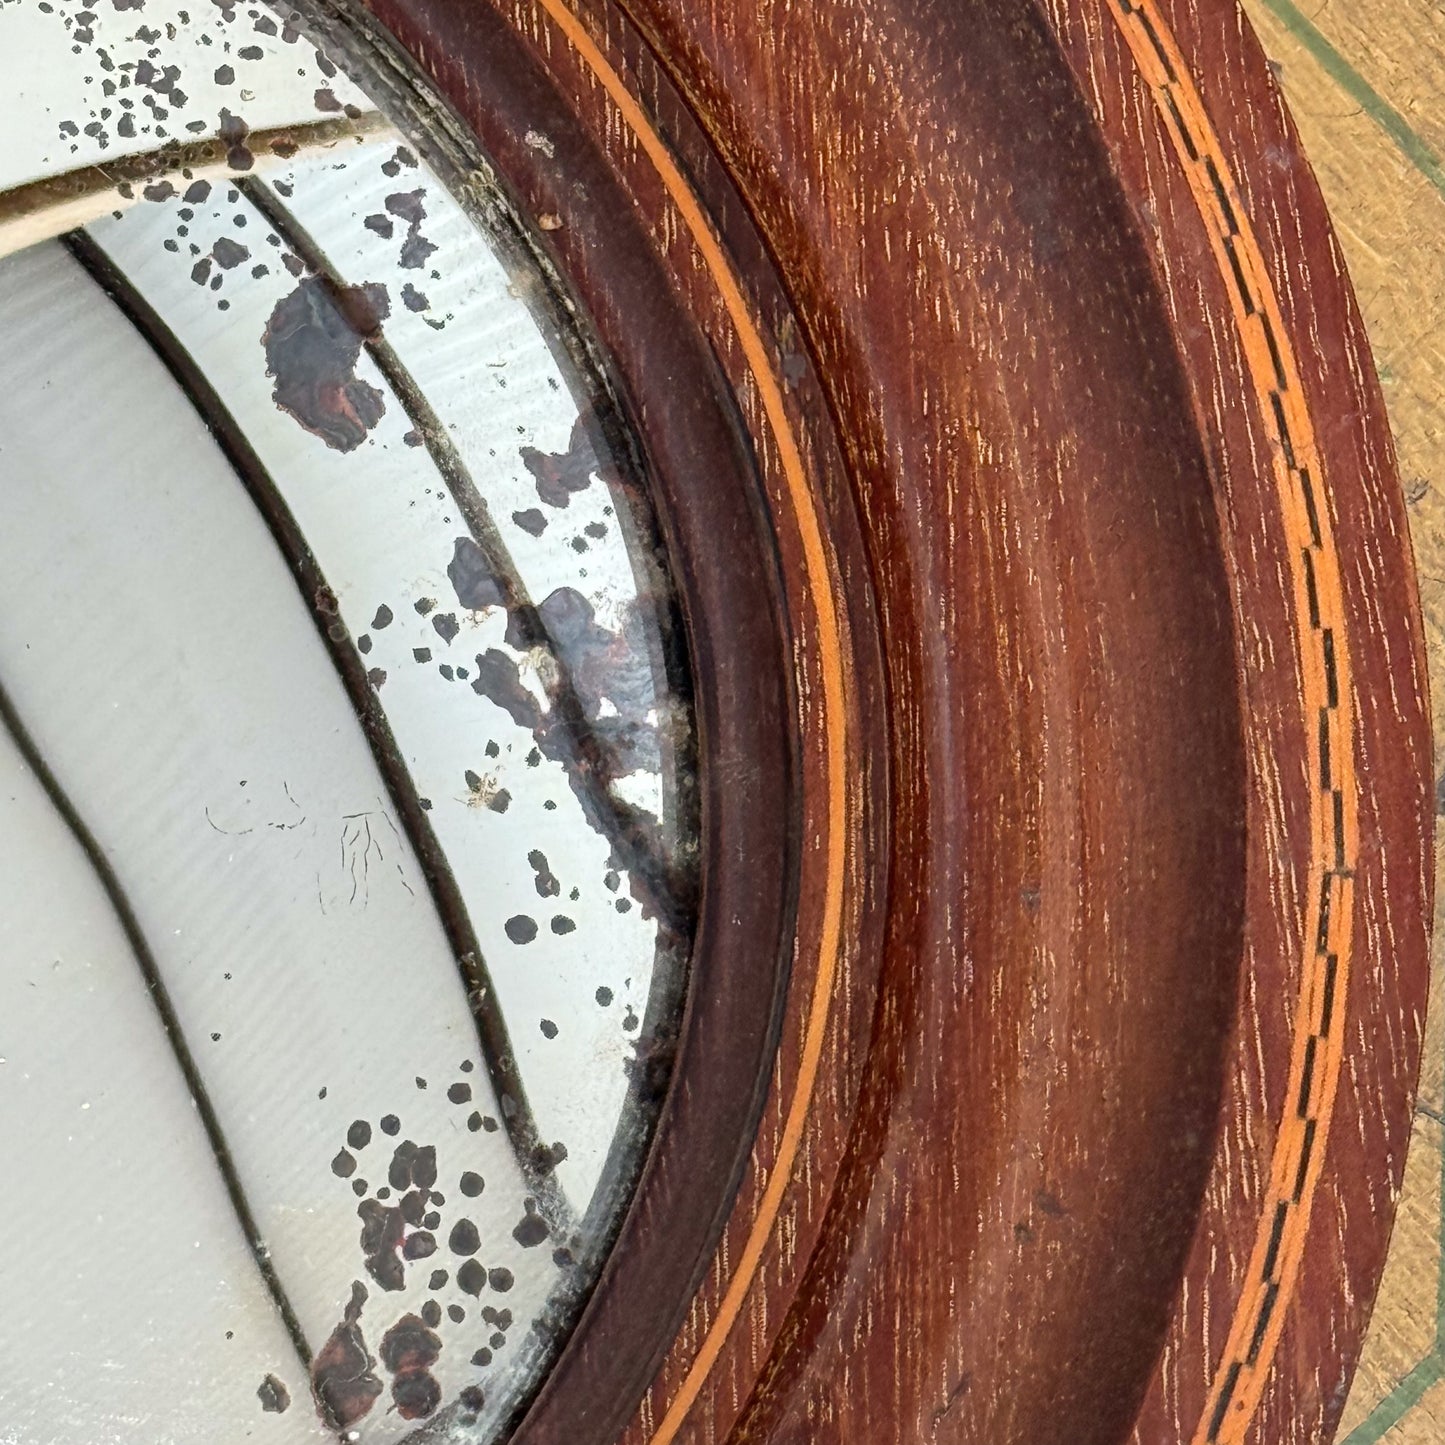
xmin=1239 ymin=2 xmax=1445 ymax=1440
xmin=343 ymin=0 xmax=1433 ymax=1440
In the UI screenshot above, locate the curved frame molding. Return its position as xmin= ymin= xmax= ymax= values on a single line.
xmin=328 ymin=0 xmax=1431 ymax=1441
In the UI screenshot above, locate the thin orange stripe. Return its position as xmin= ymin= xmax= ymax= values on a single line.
xmin=525 ymin=7 xmax=1350 ymax=1443
xmin=523 ymin=4 xmax=852 ymax=1442
xmin=1106 ymin=3 xmax=1358 ymax=1442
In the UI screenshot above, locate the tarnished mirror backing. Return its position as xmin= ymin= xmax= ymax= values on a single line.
xmin=0 ymin=4 xmax=697 ymax=1441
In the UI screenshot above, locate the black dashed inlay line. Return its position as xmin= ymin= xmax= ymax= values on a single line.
xmin=1262 ymin=1201 xmax=1290 ymax=1282
xmin=1136 ymin=6 xmax=1180 ymax=84
xmin=1221 ymin=235 xmax=1256 ymax=315
xmin=1322 ymin=630 xmax=1339 ymax=707
xmin=1111 ymin=3 xmax=1358 ymax=1438
xmin=1204 ymin=156 xmax=1240 ymax=236
xmin=1292 ymin=1119 xmax=1317 ymax=1203
xmin=1316 ymin=873 xmax=1334 ymax=958
xmin=1297 ymin=1036 xmax=1317 ymax=1118
xmin=1207 ymin=1362 xmax=1243 ymax=1442
xmin=1263 ymin=322 xmax=1289 ymax=393
xmin=1269 ymin=391 xmax=1298 ymax=470
xmin=1302 ymin=548 xmax=1321 ymax=629
xmin=1320 ymin=954 xmax=1339 ymax=1037
xmin=1162 ymin=90 xmax=1200 ymax=161
xmin=1245 ymin=1282 xmax=1279 ymax=1367
xmin=1298 ymin=466 xmax=1323 ymax=548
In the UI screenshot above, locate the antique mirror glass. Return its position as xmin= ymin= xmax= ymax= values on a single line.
xmin=0 ymin=2 xmax=698 ymax=1439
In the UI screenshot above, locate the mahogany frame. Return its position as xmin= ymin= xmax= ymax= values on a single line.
xmin=331 ymin=0 xmax=1434 ymax=1441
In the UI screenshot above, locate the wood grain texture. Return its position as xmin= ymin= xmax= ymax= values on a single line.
xmin=1233 ymin=2 xmax=1445 ymax=1440
xmin=1043 ymin=7 xmax=1431 ymax=1442
xmin=329 ymin=0 xmax=1432 ymax=1440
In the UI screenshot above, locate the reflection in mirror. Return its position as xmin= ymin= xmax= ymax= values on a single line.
xmin=0 ymin=4 xmax=697 ymax=1441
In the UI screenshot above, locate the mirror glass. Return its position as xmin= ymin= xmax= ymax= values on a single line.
xmin=0 ymin=4 xmax=697 ymax=1440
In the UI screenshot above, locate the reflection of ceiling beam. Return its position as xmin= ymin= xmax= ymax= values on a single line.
xmin=66 ymin=217 xmax=580 ymax=1240
xmin=0 ymin=111 xmax=388 ymax=262
xmin=0 ymin=656 xmax=320 ymax=1386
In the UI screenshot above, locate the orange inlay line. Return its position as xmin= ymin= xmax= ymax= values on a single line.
xmin=1106 ymin=3 xmax=1358 ymax=1443
xmin=525 ymin=3 xmax=852 ymax=1443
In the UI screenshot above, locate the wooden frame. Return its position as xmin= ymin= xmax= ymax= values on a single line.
xmin=318 ymin=0 xmax=1431 ymax=1440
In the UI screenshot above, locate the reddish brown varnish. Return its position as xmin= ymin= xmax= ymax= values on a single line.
xmin=336 ymin=1 xmax=1432 ymax=1443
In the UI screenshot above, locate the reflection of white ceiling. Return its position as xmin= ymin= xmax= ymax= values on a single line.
xmin=0 ymin=0 xmax=370 ymax=192
xmin=0 ymin=687 xmax=330 ymax=1445
xmin=85 ymin=135 xmax=670 ymax=1209
xmin=0 ymin=4 xmax=691 ymax=1441
xmin=0 ymin=240 xmax=360 ymax=1445
xmin=0 ymin=229 xmax=591 ymax=1445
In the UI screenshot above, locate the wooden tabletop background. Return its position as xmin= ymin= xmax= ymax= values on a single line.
xmin=1238 ymin=1 xmax=1445 ymax=1438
